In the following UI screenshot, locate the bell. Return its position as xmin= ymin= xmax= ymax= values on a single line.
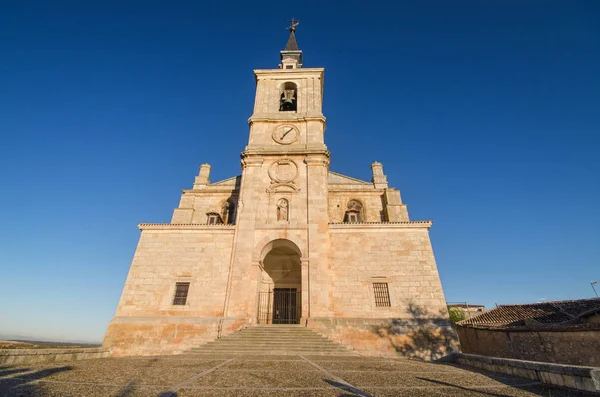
xmin=282 ymin=98 xmax=294 ymax=111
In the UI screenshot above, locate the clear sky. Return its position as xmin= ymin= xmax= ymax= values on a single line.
xmin=1 ymin=1 xmax=599 ymax=343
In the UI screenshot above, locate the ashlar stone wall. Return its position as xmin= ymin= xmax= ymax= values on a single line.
xmin=329 ymin=226 xmax=447 ymax=316
xmin=103 ymin=226 xmax=235 ymax=356
xmin=306 ymin=223 xmax=455 ymax=359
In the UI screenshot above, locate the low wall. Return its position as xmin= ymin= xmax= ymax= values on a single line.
xmin=456 ymin=326 xmax=600 ymax=367
xmin=453 ymin=353 xmax=600 ymax=394
xmin=0 ymin=347 xmax=110 ymax=366
xmin=308 ymin=317 xmax=459 ymax=360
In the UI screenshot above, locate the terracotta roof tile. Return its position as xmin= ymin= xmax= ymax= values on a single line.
xmin=457 ymin=298 xmax=600 ymax=330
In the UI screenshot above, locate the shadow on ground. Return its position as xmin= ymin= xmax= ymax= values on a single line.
xmin=0 ymin=365 xmax=73 ymax=396
xmin=424 ymin=363 xmax=598 ymax=397
xmin=324 ymin=378 xmax=370 ymax=396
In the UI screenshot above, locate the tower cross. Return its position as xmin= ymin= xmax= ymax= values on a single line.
xmin=287 ymin=18 xmax=300 ymax=32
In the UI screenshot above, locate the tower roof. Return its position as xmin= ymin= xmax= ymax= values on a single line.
xmin=280 ymin=25 xmax=303 ymax=68
xmin=284 ymin=30 xmax=299 ymax=51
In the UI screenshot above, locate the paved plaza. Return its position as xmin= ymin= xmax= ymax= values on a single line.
xmin=0 ymin=353 xmax=593 ymax=396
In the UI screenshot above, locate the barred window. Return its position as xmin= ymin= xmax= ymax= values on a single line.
xmin=172 ymin=282 xmax=190 ymax=306
xmin=373 ymin=283 xmax=391 ymax=307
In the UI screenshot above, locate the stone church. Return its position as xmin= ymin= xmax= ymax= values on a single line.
xmin=104 ymin=27 xmax=453 ymax=357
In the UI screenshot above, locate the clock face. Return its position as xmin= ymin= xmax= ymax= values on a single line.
xmin=272 ymin=125 xmax=299 ymax=145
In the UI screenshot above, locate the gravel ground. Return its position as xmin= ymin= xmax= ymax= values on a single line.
xmin=0 ymin=353 xmax=595 ymax=396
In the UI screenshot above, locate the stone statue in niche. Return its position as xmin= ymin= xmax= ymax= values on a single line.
xmin=277 ymin=198 xmax=289 ymax=221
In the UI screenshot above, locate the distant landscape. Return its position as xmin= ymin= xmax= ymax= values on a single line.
xmin=0 ymin=339 xmax=101 ymax=349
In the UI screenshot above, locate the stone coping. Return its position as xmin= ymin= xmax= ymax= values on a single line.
xmin=0 ymin=347 xmax=110 ymax=366
xmin=138 ymin=223 xmax=236 ymax=230
xmin=451 ymin=352 xmax=600 ymax=393
xmin=138 ymin=222 xmax=432 ymax=231
xmin=0 ymin=347 xmax=108 ymax=356
xmin=329 ymin=221 xmax=432 ymax=229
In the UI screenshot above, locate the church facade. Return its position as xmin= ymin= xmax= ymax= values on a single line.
xmin=103 ymin=29 xmax=454 ymax=358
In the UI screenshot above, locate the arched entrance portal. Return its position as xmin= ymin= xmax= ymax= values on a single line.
xmin=257 ymin=240 xmax=302 ymax=324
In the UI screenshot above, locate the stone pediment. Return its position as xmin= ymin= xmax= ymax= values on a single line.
xmin=210 ymin=176 xmax=241 ymax=186
xmin=328 ymin=171 xmax=371 ymax=185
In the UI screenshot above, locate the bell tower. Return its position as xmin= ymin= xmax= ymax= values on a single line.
xmin=222 ymin=22 xmax=333 ymax=327
xmin=246 ymin=22 xmax=326 ymax=152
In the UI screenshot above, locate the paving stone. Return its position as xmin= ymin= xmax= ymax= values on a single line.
xmin=315 ymin=360 xmax=459 ymax=372
xmin=303 ymin=355 xmax=370 ymax=362
xmin=191 ymin=370 xmax=335 ymax=388
xmin=0 ymin=354 xmax=590 ymax=397
xmin=0 ymin=379 xmax=116 ymax=397
xmin=178 ymin=390 xmax=355 ymax=397
xmin=223 ymin=359 xmax=318 ymax=371
xmin=218 ymin=354 xmax=302 ymax=361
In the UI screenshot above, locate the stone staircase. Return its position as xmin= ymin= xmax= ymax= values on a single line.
xmin=187 ymin=325 xmax=357 ymax=356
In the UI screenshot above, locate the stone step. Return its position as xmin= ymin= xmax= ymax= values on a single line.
xmin=188 ymin=346 xmax=352 ymax=354
xmin=185 ymin=325 xmax=356 ymax=356
xmin=203 ymin=342 xmax=339 ymax=346
xmin=204 ymin=339 xmax=338 ymax=346
xmin=190 ymin=346 xmax=350 ymax=351
xmin=236 ymin=330 xmax=317 ymax=333
xmin=186 ymin=350 xmax=358 ymax=356
xmin=215 ymin=337 xmax=330 ymax=342
xmin=192 ymin=345 xmax=348 ymax=350
xmin=237 ymin=326 xmax=313 ymax=330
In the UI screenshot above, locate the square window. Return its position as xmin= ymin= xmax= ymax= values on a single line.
xmin=347 ymin=213 xmax=359 ymax=223
xmin=207 ymin=214 xmax=220 ymax=225
xmin=173 ymin=282 xmax=190 ymax=305
xmin=286 ymin=65 xmax=293 ymax=69
xmin=373 ymin=283 xmax=391 ymax=307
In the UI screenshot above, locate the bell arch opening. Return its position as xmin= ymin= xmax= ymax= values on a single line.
xmin=257 ymin=239 xmax=302 ymax=324
xmin=279 ymin=82 xmax=298 ymax=112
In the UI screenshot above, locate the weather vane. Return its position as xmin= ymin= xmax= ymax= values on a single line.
xmin=287 ymin=18 xmax=299 ymax=32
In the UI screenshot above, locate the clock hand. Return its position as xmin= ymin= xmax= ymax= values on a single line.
xmin=280 ymin=128 xmax=293 ymax=139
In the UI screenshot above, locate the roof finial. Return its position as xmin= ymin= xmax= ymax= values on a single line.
xmin=287 ymin=18 xmax=299 ymax=32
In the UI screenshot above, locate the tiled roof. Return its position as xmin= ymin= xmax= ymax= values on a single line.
xmin=457 ymin=298 xmax=600 ymax=330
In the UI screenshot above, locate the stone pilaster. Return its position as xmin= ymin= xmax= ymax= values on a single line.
xmin=305 ymin=155 xmax=332 ymax=317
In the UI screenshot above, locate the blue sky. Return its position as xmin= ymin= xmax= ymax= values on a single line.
xmin=1 ymin=1 xmax=598 ymax=343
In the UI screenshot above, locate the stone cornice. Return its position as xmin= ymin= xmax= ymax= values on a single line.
xmin=139 ymin=223 xmax=236 ymax=231
xmin=241 ymin=147 xmax=330 ymax=157
xmin=240 ymin=157 xmax=264 ymax=169
xmin=329 ymin=221 xmax=432 ymax=230
xmin=304 ymin=156 xmax=330 ymax=167
xmin=248 ymin=115 xmax=326 ymax=125
xmin=328 ymin=187 xmax=386 ymax=193
xmin=181 ymin=189 xmax=239 ymax=194
xmin=254 ymin=68 xmax=324 ymax=79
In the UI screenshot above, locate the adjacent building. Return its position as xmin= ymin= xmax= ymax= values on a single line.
xmin=456 ymin=298 xmax=600 ymax=366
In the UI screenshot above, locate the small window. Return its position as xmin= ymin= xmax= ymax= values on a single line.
xmin=344 ymin=199 xmax=363 ymax=223
xmin=207 ymin=212 xmax=222 ymax=225
xmin=347 ymin=213 xmax=359 ymax=223
xmin=173 ymin=282 xmax=190 ymax=305
xmin=285 ymin=65 xmax=293 ymax=69
xmin=373 ymin=283 xmax=391 ymax=307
